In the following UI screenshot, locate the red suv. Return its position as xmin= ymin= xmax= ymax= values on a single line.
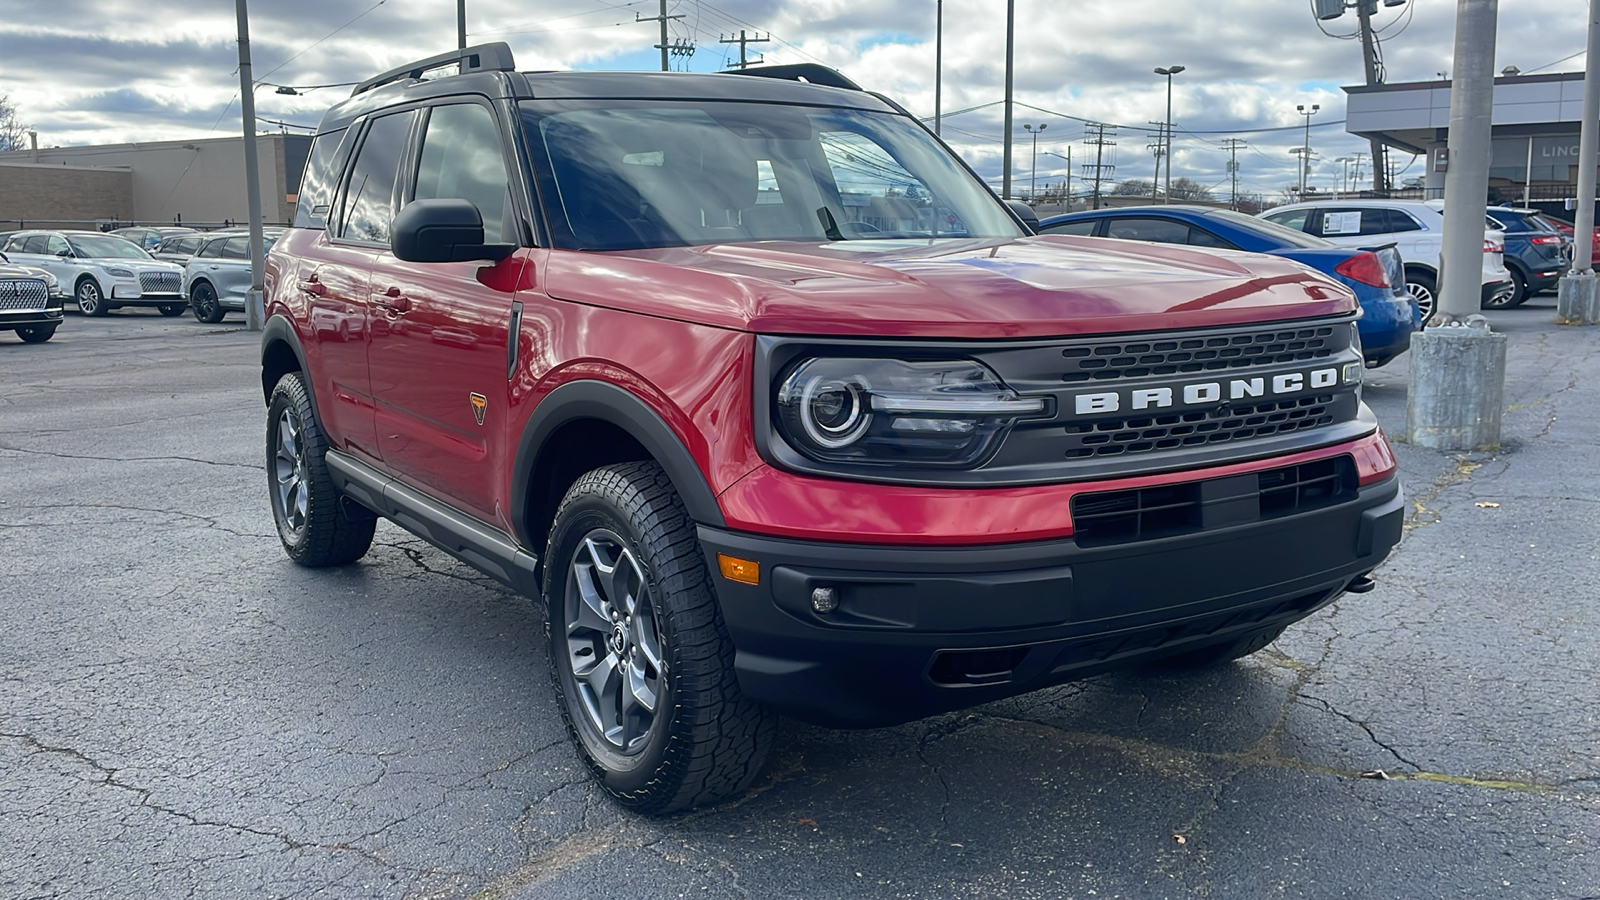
xmin=261 ymin=45 xmax=1403 ymax=813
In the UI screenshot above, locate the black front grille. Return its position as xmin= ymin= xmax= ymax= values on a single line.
xmin=1063 ymin=395 xmax=1337 ymax=459
xmin=1070 ymin=455 xmax=1358 ymax=547
xmin=0 ymin=279 xmax=49 ymax=311
xmin=1060 ymin=326 xmax=1338 ymax=383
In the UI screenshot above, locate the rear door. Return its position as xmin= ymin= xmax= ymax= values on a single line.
xmin=367 ymin=100 xmax=525 ymax=526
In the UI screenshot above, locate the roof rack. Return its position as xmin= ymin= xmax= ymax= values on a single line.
xmin=352 ymin=42 xmax=517 ymax=97
xmin=726 ymin=64 xmax=861 ymax=92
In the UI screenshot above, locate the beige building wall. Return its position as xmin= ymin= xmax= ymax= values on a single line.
xmin=0 ymin=162 xmax=134 ymax=228
xmin=0 ymin=135 xmax=306 ymax=228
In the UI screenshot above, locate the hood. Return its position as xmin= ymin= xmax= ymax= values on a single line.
xmin=544 ymin=235 xmax=1357 ymax=339
xmin=89 ymin=258 xmax=182 ymax=272
xmin=0 ymin=263 xmax=51 ymax=280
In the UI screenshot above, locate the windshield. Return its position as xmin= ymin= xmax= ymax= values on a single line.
xmin=66 ymin=235 xmax=152 ymax=260
xmin=521 ymin=100 xmax=1023 ymax=251
xmin=1205 ymin=209 xmax=1333 ymax=249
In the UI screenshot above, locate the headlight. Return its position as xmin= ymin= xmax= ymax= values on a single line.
xmin=775 ymin=358 xmax=1045 ymax=468
xmin=105 ymin=267 xmax=135 ymax=278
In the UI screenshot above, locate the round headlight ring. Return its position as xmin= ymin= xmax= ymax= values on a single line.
xmin=797 ymin=376 xmax=870 ymax=449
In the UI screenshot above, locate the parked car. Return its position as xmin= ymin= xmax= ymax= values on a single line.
xmin=1547 ymin=215 xmax=1600 ymax=267
xmin=261 ymin=44 xmax=1401 ymax=813
xmin=0 ymin=251 xmax=66 ymax=342
xmin=183 ymin=229 xmax=283 ymax=322
xmin=1479 ymin=207 xmax=1571 ymax=306
xmin=0 ymin=230 xmax=187 ymax=316
xmin=152 ymin=232 xmax=210 ymax=264
xmin=1259 ymin=199 xmax=1511 ymax=320
xmin=1038 ymin=206 xmax=1418 ymax=367
xmin=111 ymin=226 xmax=198 ymax=251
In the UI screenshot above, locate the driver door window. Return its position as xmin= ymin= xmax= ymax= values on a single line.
xmin=818 ymin=131 xmax=946 ymax=236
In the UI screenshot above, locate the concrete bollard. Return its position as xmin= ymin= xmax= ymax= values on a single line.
xmin=1406 ymin=320 xmax=1507 ymax=450
xmin=1556 ymin=271 xmax=1600 ymax=326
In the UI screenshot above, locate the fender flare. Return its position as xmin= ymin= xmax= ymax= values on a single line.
xmin=260 ymin=314 xmax=316 ymax=410
xmin=510 ymin=380 xmax=726 ymax=547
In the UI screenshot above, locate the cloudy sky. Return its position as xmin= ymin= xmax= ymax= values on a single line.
xmin=0 ymin=0 xmax=1589 ymax=198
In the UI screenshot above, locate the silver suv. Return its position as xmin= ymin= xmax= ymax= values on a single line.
xmin=182 ymin=230 xmax=281 ymax=323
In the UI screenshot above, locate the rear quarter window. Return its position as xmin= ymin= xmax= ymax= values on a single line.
xmin=1039 ymin=220 xmax=1097 ymax=236
xmin=293 ymin=128 xmax=352 ymax=230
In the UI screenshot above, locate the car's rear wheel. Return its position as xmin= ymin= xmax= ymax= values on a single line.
xmin=545 ymin=461 xmax=773 ymax=814
xmin=75 ymin=279 xmax=108 ymax=316
xmin=1154 ymin=624 xmax=1287 ymax=669
xmin=190 ymin=282 xmax=225 ymax=323
xmin=1486 ymin=268 xmax=1529 ymax=308
xmin=1404 ymin=269 xmax=1436 ymax=325
xmin=157 ymin=303 xmax=185 ymax=317
xmin=266 ymin=371 xmax=376 ymax=567
xmin=15 ymin=325 xmax=56 ymax=344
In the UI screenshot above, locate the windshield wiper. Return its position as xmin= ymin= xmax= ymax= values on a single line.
xmin=816 ymin=206 xmax=845 ymax=241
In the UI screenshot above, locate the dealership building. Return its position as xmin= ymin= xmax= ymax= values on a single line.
xmin=0 ymin=134 xmax=309 ymax=232
xmin=1344 ymin=70 xmax=1595 ymax=216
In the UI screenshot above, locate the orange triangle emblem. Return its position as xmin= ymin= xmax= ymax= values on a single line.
xmin=469 ymin=393 xmax=487 ymax=426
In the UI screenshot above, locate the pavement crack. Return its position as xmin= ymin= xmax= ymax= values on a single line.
xmin=1298 ymin=694 xmax=1422 ymax=771
xmin=0 ymin=443 xmax=260 ymax=471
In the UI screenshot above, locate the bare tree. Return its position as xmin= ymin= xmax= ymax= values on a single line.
xmin=1168 ymin=177 xmax=1214 ymax=202
xmin=1111 ymin=179 xmax=1154 ymax=196
xmin=0 ymin=94 xmax=30 ymax=152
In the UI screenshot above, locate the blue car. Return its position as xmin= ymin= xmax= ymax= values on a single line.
xmin=1038 ymin=206 xmax=1419 ymax=367
xmin=1485 ymin=206 xmax=1571 ymax=307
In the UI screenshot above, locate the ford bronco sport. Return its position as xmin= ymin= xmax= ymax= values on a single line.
xmin=261 ymin=45 xmax=1404 ymax=813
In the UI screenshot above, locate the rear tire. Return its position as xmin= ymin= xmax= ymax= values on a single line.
xmin=1488 ymin=268 xmax=1530 ymax=308
xmin=15 ymin=326 xmax=56 ymax=343
xmin=1154 ymin=624 xmax=1287 ymax=669
xmin=545 ymin=461 xmax=773 ymax=814
xmin=1404 ymin=269 xmax=1436 ymax=325
xmin=265 ymin=371 xmax=376 ymax=567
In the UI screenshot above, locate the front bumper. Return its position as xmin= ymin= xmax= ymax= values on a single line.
xmin=0 ymin=308 xmax=65 ymax=330
xmin=701 ymin=473 xmax=1403 ymax=727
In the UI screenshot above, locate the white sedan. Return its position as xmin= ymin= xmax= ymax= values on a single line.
xmin=0 ymin=230 xmax=187 ymax=317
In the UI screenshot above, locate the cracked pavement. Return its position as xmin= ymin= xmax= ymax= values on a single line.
xmin=2 ymin=304 xmax=1597 ymax=899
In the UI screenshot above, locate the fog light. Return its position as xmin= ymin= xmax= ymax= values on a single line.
xmin=717 ymin=554 xmax=760 ymax=585
xmin=810 ymin=586 xmax=839 ymax=614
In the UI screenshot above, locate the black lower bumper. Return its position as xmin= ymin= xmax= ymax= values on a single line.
xmin=0 ymin=308 xmax=64 ymax=330
xmin=699 ymin=474 xmax=1403 ymax=727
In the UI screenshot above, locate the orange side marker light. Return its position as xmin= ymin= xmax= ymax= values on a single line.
xmin=717 ymin=554 xmax=760 ymax=585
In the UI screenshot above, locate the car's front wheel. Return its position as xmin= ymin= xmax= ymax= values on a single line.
xmin=157 ymin=303 xmax=185 ymax=317
xmin=190 ymin=282 xmax=225 ymax=323
xmin=545 ymin=462 xmax=773 ymax=814
xmin=75 ymin=279 xmax=108 ymax=316
xmin=266 ymin=371 xmax=376 ymax=566
xmin=15 ymin=325 xmax=56 ymax=343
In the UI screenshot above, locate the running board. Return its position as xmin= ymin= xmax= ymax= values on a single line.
xmin=324 ymin=450 xmax=542 ymax=597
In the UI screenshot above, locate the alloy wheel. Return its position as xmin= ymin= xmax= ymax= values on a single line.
xmin=1406 ymin=281 xmax=1434 ymax=324
xmin=273 ymin=407 xmax=309 ymax=539
xmin=563 ymin=530 xmax=665 ymax=754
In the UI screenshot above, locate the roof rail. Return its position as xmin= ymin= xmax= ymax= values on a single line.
xmin=726 ymin=63 xmax=861 ymax=92
xmin=352 ymin=42 xmax=517 ymax=97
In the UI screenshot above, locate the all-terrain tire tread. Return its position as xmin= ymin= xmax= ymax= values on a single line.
xmin=267 ymin=372 xmax=376 ymax=568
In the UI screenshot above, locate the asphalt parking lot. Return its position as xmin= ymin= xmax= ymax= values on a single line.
xmin=3 ymin=300 xmax=1597 ymax=900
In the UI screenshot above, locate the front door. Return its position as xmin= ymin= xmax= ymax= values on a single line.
xmin=367 ymin=101 xmax=524 ymax=527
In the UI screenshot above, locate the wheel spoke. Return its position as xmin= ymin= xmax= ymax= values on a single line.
xmin=569 ymin=562 xmax=612 ymax=636
xmin=627 ymin=659 xmax=658 ymax=714
xmin=632 ymin=616 xmax=663 ymax=672
xmin=610 ymin=550 xmax=641 ymax=617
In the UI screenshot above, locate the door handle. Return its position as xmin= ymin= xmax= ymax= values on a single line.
xmin=377 ymin=287 xmax=411 ymax=313
xmin=299 ymin=277 xmax=326 ymax=297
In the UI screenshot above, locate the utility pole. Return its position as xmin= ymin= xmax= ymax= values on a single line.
xmin=1083 ymin=123 xmax=1116 ymax=210
xmin=1296 ymin=104 xmax=1319 ymax=195
xmin=1223 ymin=138 xmax=1246 ymax=209
xmin=1557 ymin=0 xmax=1600 ymax=324
xmin=1044 ymin=148 xmax=1072 ymax=209
xmin=235 ymin=0 xmax=264 ymax=333
xmin=1407 ymin=0 xmax=1506 ymax=450
xmin=719 ymin=29 xmax=769 ymax=69
xmin=1148 ymin=122 xmax=1164 ymax=200
xmin=1356 ymin=0 xmax=1390 ymax=192
xmin=1352 ymin=152 xmax=1367 ymax=190
xmin=1155 ymin=65 xmax=1184 ymax=204
xmin=457 ymin=0 xmax=466 ymax=49
xmin=934 ymin=0 xmax=943 ymax=136
xmin=1335 ymin=156 xmax=1353 ymax=194
xmin=1002 ymin=0 xmax=1015 ymax=199
xmin=1023 ymin=124 xmax=1046 ymax=200
xmin=637 ymin=1 xmax=684 ymax=72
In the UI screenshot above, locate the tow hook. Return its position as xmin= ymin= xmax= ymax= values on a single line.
xmin=1345 ymin=573 xmax=1378 ymax=594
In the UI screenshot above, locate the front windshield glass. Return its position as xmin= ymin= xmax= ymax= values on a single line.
xmin=521 ymin=100 xmax=1023 ymax=251
xmin=66 ymin=235 xmax=152 ymax=260
xmin=1206 ymin=209 xmax=1333 ymax=249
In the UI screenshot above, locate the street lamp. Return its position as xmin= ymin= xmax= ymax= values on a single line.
xmin=1024 ymin=123 xmax=1047 ymax=200
xmin=1154 ymin=65 xmax=1185 ymax=204
xmin=1296 ymin=103 xmax=1320 ymax=196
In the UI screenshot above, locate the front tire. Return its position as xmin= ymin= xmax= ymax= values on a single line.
xmin=157 ymin=303 xmax=185 ymax=317
xmin=266 ymin=371 xmax=376 ymax=567
xmin=545 ymin=462 xmax=773 ymax=814
xmin=190 ymin=282 xmax=225 ymax=323
xmin=75 ymin=279 xmax=108 ymax=316
xmin=15 ymin=325 xmax=56 ymax=343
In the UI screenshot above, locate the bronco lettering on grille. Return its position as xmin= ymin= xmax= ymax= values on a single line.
xmin=1074 ymin=366 xmax=1348 ymax=415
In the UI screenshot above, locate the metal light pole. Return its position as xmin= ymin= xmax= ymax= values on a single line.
xmin=457 ymin=0 xmax=466 ymax=49
xmin=1296 ymin=103 xmax=1320 ymax=195
xmin=1024 ymin=124 xmax=1046 ymax=200
xmin=1336 ymin=156 xmax=1353 ymax=195
xmin=1044 ymin=148 xmax=1072 ymax=209
xmin=1155 ymin=65 xmax=1184 ymax=204
xmin=1407 ymin=0 xmax=1507 ymax=450
xmin=235 ymin=0 xmax=265 ymax=332
xmin=934 ymin=0 xmax=942 ymax=137
xmin=1557 ymin=0 xmax=1600 ymax=324
xmin=1001 ymin=0 xmax=1015 ymax=199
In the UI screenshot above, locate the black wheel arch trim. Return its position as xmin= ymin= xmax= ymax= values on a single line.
xmin=260 ymin=314 xmax=318 ymax=412
xmin=510 ymin=379 xmax=727 ymax=548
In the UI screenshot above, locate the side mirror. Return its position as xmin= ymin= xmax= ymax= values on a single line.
xmin=391 ymin=199 xmax=515 ymax=263
xmin=55 ymin=248 xmax=72 ymax=258
xmin=1005 ymin=199 xmax=1040 ymax=234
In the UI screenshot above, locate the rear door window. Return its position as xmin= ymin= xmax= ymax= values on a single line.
xmin=1262 ymin=209 xmax=1310 ymax=232
xmin=1384 ymin=209 xmax=1424 ymax=233
xmin=196 ymin=239 xmax=226 ymax=259
xmin=338 ymin=111 xmax=417 ymax=244
xmin=220 ymin=237 xmax=251 ymax=259
xmin=22 ymin=235 xmax=50 ymax=254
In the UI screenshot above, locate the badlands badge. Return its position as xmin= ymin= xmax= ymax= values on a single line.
xmin=469 ymin=393 xmax=488 ymax=426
